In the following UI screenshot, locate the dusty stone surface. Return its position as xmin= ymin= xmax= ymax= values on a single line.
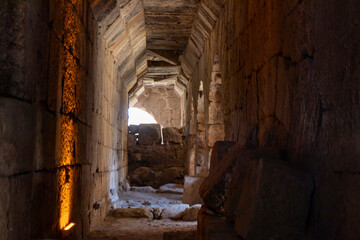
xmin=163 ymin=230 xmax=196 ymax=240
xmin=138 ymin=124 xmax=162 ymax=145
xmin=112 ymin=191 xmax=183 ymax=209
xmin=108 ymin=208 xmax=154 ymax=220
xmin=182 ymin=204 xmax=201 ymax=222
xmin=88 ymin=217 xmax=197 ymax=240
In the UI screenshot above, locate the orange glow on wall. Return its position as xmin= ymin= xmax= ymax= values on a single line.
xmin=58 ymin=0 xmax=80 ymax=230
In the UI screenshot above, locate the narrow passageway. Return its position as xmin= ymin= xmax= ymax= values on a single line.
xmin=1 ymin=0 xmax=360 ymax=239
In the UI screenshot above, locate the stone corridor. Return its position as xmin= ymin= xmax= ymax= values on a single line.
xmin=0 ymin=0 xmax=359 ymax=239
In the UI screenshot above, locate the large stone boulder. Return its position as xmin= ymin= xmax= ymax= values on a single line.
xmin=163 ymin=127 xmax=183 ymax=143
xmin=138 ymin=124 xmax=161 ymax=145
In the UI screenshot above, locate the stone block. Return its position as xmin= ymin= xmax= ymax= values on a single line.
xmin=163 ymin=127 xmax=182 ymax=143
xmin=209 ymin=141 xmax=236 ymax=174
xmin=197 ymin=207 xmax=240 ymax=240
xmin=233 ymin=158 xmax=313 ymax=239
xmin=183 ymin=176 xmax=205 ymax=206
xmin=138 ymin=124 xmax=161 ymax=145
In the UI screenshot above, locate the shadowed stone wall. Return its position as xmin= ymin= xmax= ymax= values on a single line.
xmin=183 ymin=0 xmax=360 ymax=239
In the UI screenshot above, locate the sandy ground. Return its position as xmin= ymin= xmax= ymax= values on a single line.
xmin=87 ymin=190 xmax=197 ymax=240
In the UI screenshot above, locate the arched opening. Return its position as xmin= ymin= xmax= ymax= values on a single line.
xmin=128 ymin=107 xmax=158 ymax=126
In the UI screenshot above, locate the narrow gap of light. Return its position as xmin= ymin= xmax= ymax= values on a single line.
xmin=64 ymin=222 xmax=75 ymax=231
xmin=128 ymin=108 xmax=157 ymax=125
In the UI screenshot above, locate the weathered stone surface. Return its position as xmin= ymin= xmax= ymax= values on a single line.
xmin=108 ymin=208 xmax=153 ymax=220
xmin=197 ymin=207 xmax=240 ymax=240
xmin=163 ymin=127 xmax=183 ymax=143
xmin=163 ymin=230 xmax=196 ymax=240
xmin=138 ymin=124 xmax=161 ymax=145
xmin=161 ymin=204 xmax=189 ymax=220
xmin=234 ymin=158 xmax=313 ymax=239
xmin=182 ymin=204 xmax=201 ymax=222
xmin=183 ymin=176 xmax=205 ymax=206
xmin=209 ymin=141 xmax=236 ymax=174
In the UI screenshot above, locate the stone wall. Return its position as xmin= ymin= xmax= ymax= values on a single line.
xmin=183 ymin=0 xmax=360 ymax=239
xmin=127 ymin=124 xmax=186 ymax=188
xmin=0 ymin=0 xmax=145 ymax=238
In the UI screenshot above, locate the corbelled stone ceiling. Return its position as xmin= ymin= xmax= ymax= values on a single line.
xmin=89 ymin=0 xmax=223 ymax=95
xmin=142 ymin=0 xmax=200 ymax=90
